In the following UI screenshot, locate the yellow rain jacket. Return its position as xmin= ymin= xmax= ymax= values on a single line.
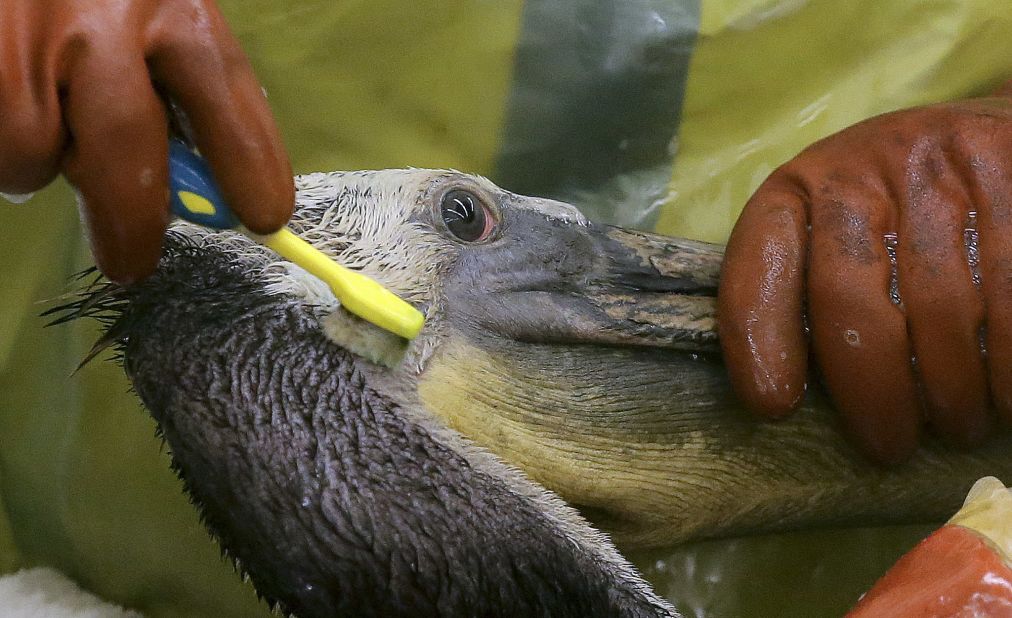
xmin=1 ymin=1 xmax=1009 ymax=616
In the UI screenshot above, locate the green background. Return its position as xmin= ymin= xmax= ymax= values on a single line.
xmin=1 ymin=1 xmax=1009 ymax=615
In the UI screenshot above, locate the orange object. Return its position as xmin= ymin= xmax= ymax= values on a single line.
xmin=848 ymin=477 xmax=1012 ymax=617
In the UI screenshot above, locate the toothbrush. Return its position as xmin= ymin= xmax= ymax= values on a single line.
xmin=168 ymin=139 xmax=425 ymax=341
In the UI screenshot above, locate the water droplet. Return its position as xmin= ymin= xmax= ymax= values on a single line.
xmin=1 ymin=191 xmax=34 ymax=204
xmin=883 ymin=233 xmax=902 ymax=306
xmin=964 ymin=211 xmax=981 ymax=288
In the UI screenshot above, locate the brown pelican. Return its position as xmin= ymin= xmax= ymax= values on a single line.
xmin=56 ymin=169 xmax=1012 ymax=616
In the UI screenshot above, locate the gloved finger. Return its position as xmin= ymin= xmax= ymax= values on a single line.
xmin=975 ymin=145 xmax=1012 ymax=424
xmin=0 ymin=4 xmax=65 ymax=193
xmin=718 ymin=174 xmax=808 ymax=418
xmin=896 ymin=161 xmax=990 ymax=447
xmin=807 ymin=185 xmax=921 ymax=465
xmin=146 ymin=0 xmax=293 ymax=234
xmin=61 ymin=47 xmax=170 ymax=286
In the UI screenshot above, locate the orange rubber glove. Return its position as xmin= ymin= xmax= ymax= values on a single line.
xmin=0 ymin=0 xmax=293 ymax=285
xmin=719 ymin=81 xmax=1012 ymax=465
xmin=846 ymin=477 xmax=1012 ymax=617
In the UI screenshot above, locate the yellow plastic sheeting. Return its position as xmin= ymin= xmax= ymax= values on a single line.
xmin=658 ymin=0 xmax=1012 ymax=243
xmin=220 ymin=0 xmax=525 ymax=176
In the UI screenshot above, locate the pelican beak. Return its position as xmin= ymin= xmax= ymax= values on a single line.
xmin=443 ymin=214 xmax=724 ymax=353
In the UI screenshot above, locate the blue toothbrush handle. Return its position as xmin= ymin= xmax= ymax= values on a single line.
xmin=168 ymin=140 xmax=239 ymax=230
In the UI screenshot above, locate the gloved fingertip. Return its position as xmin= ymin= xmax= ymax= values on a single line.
xmin=718 ymin=287 xmax=809 ymax=420
xmin=91 ymin=237 xmax=163 ymax=287
xmin=77 ymin=185 xmax=170 ymax=287
xmin=933 ymin=412 xmax=993 ymax=451
xmin=849 ymin=424 xmax=919 ymax=467
xmin=861 ymin=444 xmax=915 ymax=468
xmin=731 ymin=368 xmax=807 ymax=420
xmin=236 ymin=173 xmax=295 ymax=234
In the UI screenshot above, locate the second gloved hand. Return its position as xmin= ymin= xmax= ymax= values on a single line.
xmin=718 ymin=82 xmax=1012 ymax=465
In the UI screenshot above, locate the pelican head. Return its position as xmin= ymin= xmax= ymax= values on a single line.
xmin=62 ymin=169 xmax=1012 ymax=616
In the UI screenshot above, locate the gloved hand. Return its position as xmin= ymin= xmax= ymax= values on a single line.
xmin=718 ymin=82 xmax=1012 ymax=465
xmin=0 ymin=0 xmax=294 ymax=285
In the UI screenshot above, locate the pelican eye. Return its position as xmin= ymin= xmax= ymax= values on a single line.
xmin=440 ymin=189 xmax=494 ymax=242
